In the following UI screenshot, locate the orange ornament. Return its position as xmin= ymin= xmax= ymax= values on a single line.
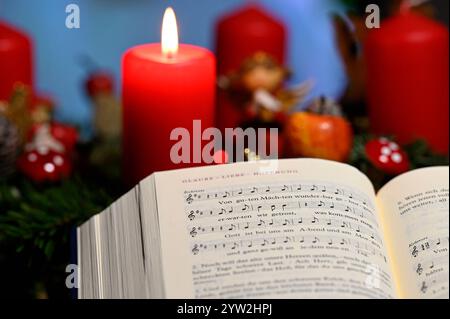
xmin=285 ymin=112 xmax=353 ymax=162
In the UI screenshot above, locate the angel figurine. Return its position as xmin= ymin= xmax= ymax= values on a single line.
xmin=220 ymin=52 xmax=313 ymax=127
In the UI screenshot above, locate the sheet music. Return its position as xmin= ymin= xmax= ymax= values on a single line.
xmin=154 ymin=159 xmax=395 ymax=298
xmin=377 ymin=167 xmax=449 ymax=299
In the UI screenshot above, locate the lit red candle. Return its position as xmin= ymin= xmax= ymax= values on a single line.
xmin=0 ymin=21 xmax=33 ymax=101
xmin=215 ymin=4 xmax=286 ymax=131
xmin=365 ymin=5 xmax=449 ymax=154
xmin=122 ymin=8 xmax=215 ymax=185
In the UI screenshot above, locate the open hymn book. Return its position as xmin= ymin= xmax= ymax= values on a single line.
xmin=77 ymin=159 xmax=449 ymax=299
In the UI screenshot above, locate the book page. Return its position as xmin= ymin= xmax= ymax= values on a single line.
xmin=151 ymin=158 xmax=396 ymax=298
xmin=377 ymin=167 xmax=449 ymax=299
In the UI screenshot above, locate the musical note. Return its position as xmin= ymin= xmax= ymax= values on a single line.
xmin=185 ymin=181 xmax=373 ymax=210
xmin=409 ymin=237 xmax=448 ymax=258
xmin=190 ymin=235 xmax=386 ymax=260
xmin=282 ymin=219 xmax=291 ymax=226
xmin=186 ymin=215 xmax=381 ymax=242
xmin=412 ymin=245 xmax=419 ymax=258
xmin=420 ymin=281 xmax=428 ymax=294
xmin=416 ymin=263 xmax=423 ymax=275
xmin=190 ymin=227 xmax=198 ymax=238
xmin=186 ymin=200 xmax=373 ymax=222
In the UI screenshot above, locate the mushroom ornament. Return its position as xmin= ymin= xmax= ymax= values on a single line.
xmin=365 ymin=137 xmax=410 ymax=175
xmin=17 ymin=124 xmax=72 ymax=183
xmin=28 ymin=122 xmax=78 ymax=154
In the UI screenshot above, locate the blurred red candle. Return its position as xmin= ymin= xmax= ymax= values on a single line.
xmin=0 ymin=21 xmax=33 ymax=101
xmin=365 ymin=7 xmax=449 ymax=154
xmin=215 ymin=4 xmax=286 ymax=130
xmin=122 ymin=8 xmax=215 ymax=185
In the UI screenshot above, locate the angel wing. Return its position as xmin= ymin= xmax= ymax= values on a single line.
xmin=276 ymin=79 xmax=314 ymax=111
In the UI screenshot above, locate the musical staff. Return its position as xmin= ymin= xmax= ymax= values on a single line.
xmin=187 ymin=216 xmax=382 ymax=243
xmin=186 ymin=200 xmax=376 ymax=223
xmin=418 ymin=272 xmax=449 ymax=295
xmin=410 ymin=237 xmax=449 ymax=258
xmin=414 ymin=254 xmax=448 ymax=276
xmin=190 ymin=234 xmax=387 ymax=261
xmin=184 ymin=181 xmax=372 ymax=208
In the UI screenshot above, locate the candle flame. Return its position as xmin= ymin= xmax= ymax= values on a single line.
xmin=161 ymin=7 xmax=179 ymax=57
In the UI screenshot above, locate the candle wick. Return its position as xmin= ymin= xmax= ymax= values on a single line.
xmin=165 ymin=52 xmax=176 ymax=60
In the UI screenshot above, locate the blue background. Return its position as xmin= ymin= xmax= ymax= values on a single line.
xmin=0 ymin=0 xmax=348 ymax=139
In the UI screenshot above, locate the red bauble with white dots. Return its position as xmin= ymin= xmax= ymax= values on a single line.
xmin=17 ymin=146 xmax=72 ymax=183
xmin=365 ymin=137 xmax=409 ymax=175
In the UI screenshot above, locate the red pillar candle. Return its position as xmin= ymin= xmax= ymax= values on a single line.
xmin=365 ymin=7 xmax=449 ymax=154
xmin=215 ymin=4 xmax=286 ymax=130
xmin=0 ymin=21 xmax=33 ymax=101
xmin=122 ymin=8 xmax=215 ymax=186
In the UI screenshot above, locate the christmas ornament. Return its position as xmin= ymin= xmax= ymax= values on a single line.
xmin=221 ymin=52 xmax=312 ymax=127
xmin=85 ymin=71 xmax=121 ymax=141
xmin=28 ymin=122 xmax=79 ymax=154
xmin=17 ymin=124 xmax=72 ymax=182
xmin=365 ymin=137 xmax=410 ymax=175
xmin=30 ymin=95 xmax=54 ymax=127
xmin=17 ymin=148 xmax=71 ymax=183
xmin=0 ymin=114 xmax=20 ymax=177
xmin=285 ymin=98 xmax=353 ymax=162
